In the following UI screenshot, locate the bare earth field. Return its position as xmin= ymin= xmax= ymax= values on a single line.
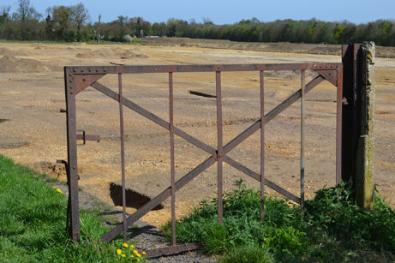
xmin=0 ymin=41 xmax=394 ymax=227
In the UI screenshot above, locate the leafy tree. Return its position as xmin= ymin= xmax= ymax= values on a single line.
xmin=11 ymin=0 xmax=41 ymax=40
xmin=71 ymin=3 xmax=89 ymax=41
xmin=0 ymin=1 xmax=395 ymax=46
xmin=13 ymin=0 xmax=40 ymax=21
xmin=51 ymin=5 xmax=73 ymax=41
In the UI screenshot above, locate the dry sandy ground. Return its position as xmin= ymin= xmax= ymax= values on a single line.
xmin=0 ymin=41 xmax=394 ymax=227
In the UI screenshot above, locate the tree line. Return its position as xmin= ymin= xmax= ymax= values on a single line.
xmin=1 ymin=0 xmax=395 ymax=46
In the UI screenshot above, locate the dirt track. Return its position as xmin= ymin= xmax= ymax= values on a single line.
xmin=0 ymin=41 xmax=394 ymax=226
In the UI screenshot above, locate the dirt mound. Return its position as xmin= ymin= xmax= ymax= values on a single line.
xmin=0 ymin=55 xmax=49 ymax=73
xmin=0 ymin=47 xmax=28 ymax=57
xmin=76 ymin=48 xmax=148 ymax=59
xmin=309 ymin=45 xmax=341 ymax=55
xmin=33 ymin=161 xmax=67 ymax=182
xmin=0 ymin=136 xmax=30 ymax=149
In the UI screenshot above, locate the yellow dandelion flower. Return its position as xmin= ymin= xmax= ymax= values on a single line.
xmin=121 ymin=253 xmax=126 ymax=257
xmin=133 ymin=250 xmax=141 ymax=257
xmin=129 ymin=244 xmax=135 ymax=249
xmin=55 ymin=188 xmax=63 ymax=194
xmin=122 ymin=242 xmax=129 ymax=248
xmin=116 ymin=248 xmax=122 ymax=255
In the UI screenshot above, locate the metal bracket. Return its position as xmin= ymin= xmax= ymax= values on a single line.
xmin=76 ymin=130 xmax=100 ymax=145
xmin=73 ymin=74 xmax=105 ymax=95
xmin=56 ymin=159 xmax=68 ymax=167
xmin=315 ymin=69 xmax=338 ymax=87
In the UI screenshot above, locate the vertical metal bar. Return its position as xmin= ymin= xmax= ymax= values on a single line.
xmin=118 ymin=71 xmax=127 ymax=240
xmin=169 ymin=72 xmax=176 ymax=246
xmin=336 ymin=66 xmax=344 ymax=184
xmin=300 ymin=70 xmax=305 ymax=208
xmin=216 ymin=71 xmax=223 ymax=224
xmin=259 ymin=70 xmax=265 ymax=221
xmin=65 ymin=68 xmax=80 ymax=241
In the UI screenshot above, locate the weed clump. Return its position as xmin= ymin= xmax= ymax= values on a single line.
xmin=163 ymin=181 xmax=395 ymax=262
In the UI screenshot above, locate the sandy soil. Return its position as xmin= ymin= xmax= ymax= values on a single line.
xmin=0 ymin=41 xmax=394 ymax=227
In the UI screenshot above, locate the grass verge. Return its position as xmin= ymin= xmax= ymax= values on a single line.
xmin=0 ymin=155 xmax=144 ymax=262
xmin=163 ymin=180 xmax=395 ymax=263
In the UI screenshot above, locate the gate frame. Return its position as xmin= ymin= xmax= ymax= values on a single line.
xmin=63 ymin=61 xmax=344 ymax=256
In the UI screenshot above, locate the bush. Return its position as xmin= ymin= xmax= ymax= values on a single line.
xmin=306 ymin=184 xmax=395 ymax=253
xmin=220 ymin=246 xmax=274 ymax=263
xmin=163 ymin=181 xmax=395 ymax=262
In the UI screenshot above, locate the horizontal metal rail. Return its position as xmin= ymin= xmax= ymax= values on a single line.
xmin=66 ymin=63 xmax=341 ymax=75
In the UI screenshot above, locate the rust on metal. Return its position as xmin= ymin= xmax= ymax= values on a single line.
xmin=64 ymin=67 xmax=80 ymax=241
xmin=67 ymin=63 xmax=340 ymax=75
xmin=63 ymin=61 xmax=344 ymax=254
xmin=89 ymin=79 xmax=317 ymax=202
xmin=216 ymin=71 xmax=224 ymax=224
xmin=169 ymin=72 xmax=177 ymax=246
xmin=146 ymin=243 xmax=200 ymax=258
xmin=336 ymin=65 xmax=344 ymax=184
xmin=117 ymin=71 xmax=127 ymax=241
xmin=76 ymin=130 xmax=100 ymax=144
xmin=72 ymin=74 xmax=104 ymax=94
xmin=341 ymin=44 xmax=361 ymax=184
xmin=300 ymin=70 xmax=306 ymax=208
xmin=101 ymin=156 xmax=217 ymax=241
xmin=259 ymin=70 xmax=265 ymax=221
xmin=315 ymin=69 xmax=338 ymax=86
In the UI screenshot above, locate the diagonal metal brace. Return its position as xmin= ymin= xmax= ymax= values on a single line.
xmin=97 ymin=75 xmax=325 ymax=242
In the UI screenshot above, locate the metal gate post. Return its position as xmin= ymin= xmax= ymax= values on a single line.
xmin=118 ymin=69 xmax=128 ymax=241
xmin=64 ymin=68 xmax=80 ymax=241
xmin=169 ymin=72 xmax=177 ymax=245
xmin=336 ymin=64 xmax=344 ymax=184
xmin=259 ymin=70 xmax=265 ymax=221
xmin=216 ymin=70 xmax=223 ymax=224
xmin=300 ymin=70 xmax=305 ymax=207
xmin=341 ymin=44 xmax=361 ymax=184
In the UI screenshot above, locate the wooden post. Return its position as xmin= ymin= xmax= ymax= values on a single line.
xmin=355 ymin=42 xmax=375 ymax=209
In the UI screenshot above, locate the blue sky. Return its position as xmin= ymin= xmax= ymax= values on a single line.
xmin=6 ymin=0 xmax=395 ymax=24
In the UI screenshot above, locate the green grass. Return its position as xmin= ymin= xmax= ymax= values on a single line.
xmin=3 ymin=153 xmax=395 ymax=262
xmin=163 ymin=180 xmax=395 ymax=263
xmin=0 ymin=155 xmax=124 ymax=262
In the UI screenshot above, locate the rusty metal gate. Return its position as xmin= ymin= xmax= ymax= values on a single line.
xmin=63 ymin=61 xmax=343 ymax=256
